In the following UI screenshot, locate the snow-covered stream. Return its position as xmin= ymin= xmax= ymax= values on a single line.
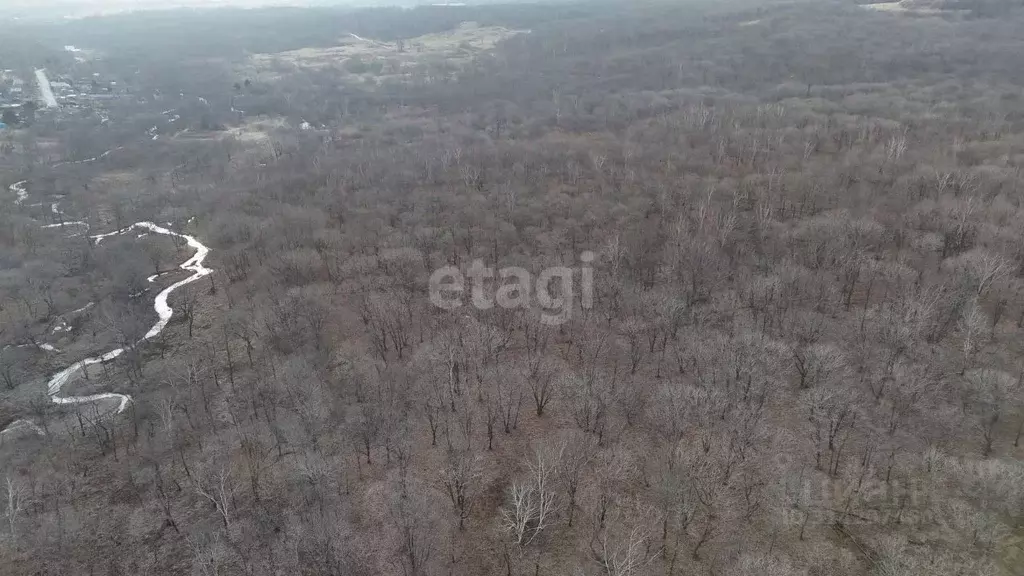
xmin=42 ymin=221 xmax=91 ymax=239
xmin=43 ymin=222 xmax=212 ymax=415
xmin=52 ymin=147 xmax=122 ymax=169
xmin=2 ymin=177 xmax=211 ymax=437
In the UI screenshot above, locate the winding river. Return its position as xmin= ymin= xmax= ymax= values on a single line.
xmin=3 ymin=173 xmax=212 ymax=437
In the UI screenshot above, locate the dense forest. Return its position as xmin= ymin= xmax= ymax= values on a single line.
xmin=2 ymin=0 xmax=1024 ymax=575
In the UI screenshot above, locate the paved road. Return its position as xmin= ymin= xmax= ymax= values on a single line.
xmin=35 ymin=68 xmax=58 ymax=108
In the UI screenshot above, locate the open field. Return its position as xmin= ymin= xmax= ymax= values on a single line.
xmin=34 ymin=69 xmax=59 ymax=108
xmin=246 ymin=22 xmax=527 ymax=79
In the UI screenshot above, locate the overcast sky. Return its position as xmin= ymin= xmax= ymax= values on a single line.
xmin=4 ymin=0 xmax=406 ymax=19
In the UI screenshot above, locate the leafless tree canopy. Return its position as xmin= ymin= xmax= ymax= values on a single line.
xmin=2 ymin=1 xmax=1024 ymax=575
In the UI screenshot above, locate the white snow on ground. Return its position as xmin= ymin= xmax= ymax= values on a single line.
xmin=42 ymin=196 xmax=91 ymax=236
xmin=43 ymin=221 xmax=89 ymax=228
xmin=135 ymin=222 xmax=213 ymax=337
xmin=129 ymin=288 xmax=150 ymax=299
xmin=53 ymin=147 xmax=122 ymax=168
xmin=35 ymin=68 xmax=59 ymax=108
xmin=10 ymin=180 xmax=28 ymax=204
xmin=42 ymin=221 xmax=90 ymax=237
xmin=50 ymin=301 xmax=95 ymax=334
xmin=69 ymin=302 xmax=95 ymax=315
xmin=0 ymin=419 xmax=45 ymax=437
xmin=90 ymin=227 xmax=130 ymax=243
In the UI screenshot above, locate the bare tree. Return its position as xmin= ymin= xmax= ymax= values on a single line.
xmin=949 ymin=250 xmax=1010 ymax=299
xmin=500 ymin=445 xmax=561 ymax=547
xmin=805 ymin=385 xmax=859 ymax=476
xmin=559 ymin=431 xmax=596 ymax=527
xmin=439 ymin=446 xmax=479 ymax=530
xmin=190 ymin=533 xmax=230 ymax=576
xmin=590 ymin=508 xmax=662 ymax=576
xmin=967 ymin=368 xmax=1017 ymax=457
xmin=496 ymin=369 xmax=524 ymax=435
xmin=570 ymin=372 xmax=612 ymax=444
xmin=793 ymin=343 xmax=846 ymax=390
xmin=527 ymin=356 xmax=557 ymax=417
xmin=0 ymin=350 xmax=22 ymax=390
xmin=3 ymin=476 xmax=27 ymax=542
xmin=389 ymin=480 xmax=439 ymax=576
xmin=959 ymin=297 xmax=988 ymax=373
xmin=194 ymin=463 xmax=234 ymax=530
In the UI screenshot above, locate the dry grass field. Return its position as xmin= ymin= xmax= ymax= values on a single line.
xmin=246 ymin=22 xmax=527 ymax=81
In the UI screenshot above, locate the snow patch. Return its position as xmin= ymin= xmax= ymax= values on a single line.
xmin=0 ymin=419 xmax=45 ymax=437
xmin=10 ymin=180 xmax=28 ymax=205
xmin=69 ymin=302 xmax=95 ymax=315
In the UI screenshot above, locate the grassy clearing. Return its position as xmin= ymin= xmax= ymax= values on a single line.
xmin=246 ymin=22 xmax=526 ymax=78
